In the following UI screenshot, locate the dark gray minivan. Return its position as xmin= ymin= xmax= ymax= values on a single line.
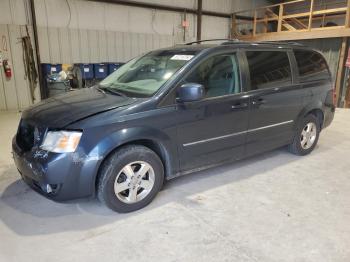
xmin=13 ymin=40 xmax=335 ymax=212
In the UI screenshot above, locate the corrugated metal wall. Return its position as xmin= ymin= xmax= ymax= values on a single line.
xmin=0 ymin=0 xmax=267 ymax=111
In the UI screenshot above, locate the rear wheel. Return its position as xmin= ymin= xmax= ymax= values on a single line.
xmin=288 ymin=114 xmax=320 ymax=156
xmin=97 ymin=145 xmax=164 ymax=213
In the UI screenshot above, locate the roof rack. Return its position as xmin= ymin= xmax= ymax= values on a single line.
xmin=185 ymin=38 xmax=239 ymax=45
xmin=256 ymin=41 xmax=304 ymax=46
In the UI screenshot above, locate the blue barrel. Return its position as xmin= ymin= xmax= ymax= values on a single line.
xmin=77 ymin=64 xmax=94 ymax=79
xmin=41 ymin=64 xmax=62 ymax=76
xmin=108 ymin=63 xmax=124 ymax=75
xmin=93 ymin=63 xmax=108 ymax=79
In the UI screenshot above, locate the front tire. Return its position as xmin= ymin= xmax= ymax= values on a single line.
xmin=97 ymin=145 xmax=164 ymax=213
xmin=288 ymin=114 xmax=320 ymax=156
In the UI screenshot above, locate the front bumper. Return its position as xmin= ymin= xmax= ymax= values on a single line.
xmin=12 ymin=136 xmax=96 ymax=201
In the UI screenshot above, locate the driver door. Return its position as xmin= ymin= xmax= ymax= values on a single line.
xmin=176 ymin=52 xmax=250 ymax=172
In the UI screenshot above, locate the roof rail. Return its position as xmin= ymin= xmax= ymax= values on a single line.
xmin=185 ymin=38 xmax=239 ymax=45
xmin=256 ymin=41 xmax=304 ymax=46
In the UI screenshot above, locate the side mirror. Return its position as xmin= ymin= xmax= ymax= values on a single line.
xmin=177 ymin=83 xmax=205 ymax=103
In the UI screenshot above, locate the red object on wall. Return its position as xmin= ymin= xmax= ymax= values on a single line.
xmin=182 ymin=20 xmax=189 ymax=28
xmin=346 ymin=48 xmax=350 ymax=68
xmin=3 ymin=59 xmax=12 ymax=78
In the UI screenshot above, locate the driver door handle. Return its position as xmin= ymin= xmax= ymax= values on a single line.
xmin=252 ymin=98 xmax=266 ymax=106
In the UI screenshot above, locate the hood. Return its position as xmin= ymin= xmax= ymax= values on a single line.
xmin=22 ymin=87 xmax=137 ymax=127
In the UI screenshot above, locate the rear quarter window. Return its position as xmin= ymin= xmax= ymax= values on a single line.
xmin=294 ymin=50 xmax=330 ymax=82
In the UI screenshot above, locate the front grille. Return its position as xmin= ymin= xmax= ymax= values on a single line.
xmin=16 ymin=120 xmax=35 ymax=152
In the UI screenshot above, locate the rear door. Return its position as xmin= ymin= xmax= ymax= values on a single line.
xmin=243 ymin=49 xmax=303 ymax=156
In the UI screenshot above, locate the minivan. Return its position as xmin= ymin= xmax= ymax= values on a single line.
xmin=12 ymin=39 xmax=335 ymax=212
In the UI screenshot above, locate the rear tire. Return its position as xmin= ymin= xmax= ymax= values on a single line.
xmin=97 ymin=145 xmax=164 ymax=213
xmin=288 ymin=114 xmax=320 ymax=156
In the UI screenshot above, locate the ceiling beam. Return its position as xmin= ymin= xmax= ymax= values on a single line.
xmin=238 ymin=27 xmax=350 ymax=41
xmin=85 ymin=0 xmax=231 ymax=18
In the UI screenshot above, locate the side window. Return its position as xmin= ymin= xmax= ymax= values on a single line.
xmin=246 ymin=51 xmax=292 ymax=90
xmin=294 ymin=50 xmax=330 ymax=82
xmin=184 ymin=53 xmax=240 ymax=98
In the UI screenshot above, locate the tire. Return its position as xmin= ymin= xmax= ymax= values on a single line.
xmin=97 ymin=145 xmax=164 ymax=213
xmin=288 ymin=114 xmax=320 ymax=156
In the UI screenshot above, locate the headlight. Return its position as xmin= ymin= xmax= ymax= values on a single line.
xmin=40 ymin=131 xmax=82 ymax=153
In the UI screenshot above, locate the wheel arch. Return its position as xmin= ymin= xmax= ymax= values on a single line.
xmin=92 ymin=131 xmax=175 ymax=196
xmin=296 ymin=102 xmax=324 ymax=130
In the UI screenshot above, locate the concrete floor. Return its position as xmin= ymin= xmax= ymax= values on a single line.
xmin=0 ymin=110 xmax=349 ymax=262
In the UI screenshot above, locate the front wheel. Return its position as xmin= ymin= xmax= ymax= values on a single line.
xmin=288 ymin=114 xmax=320 ymax=156
xmin=97 ymin=145 xmax=164 ymax=213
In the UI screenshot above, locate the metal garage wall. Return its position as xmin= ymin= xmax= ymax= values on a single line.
xmin=0 ymin=0 xmax=266 ymax=111
xmin=0 ymin=24 xmax=39 ymax=111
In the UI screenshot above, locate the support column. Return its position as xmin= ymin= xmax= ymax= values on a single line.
xmin=196 ymin=0 xmax=202 ymax=41
xmin=29 ymin=0 xmax=47 ymax=99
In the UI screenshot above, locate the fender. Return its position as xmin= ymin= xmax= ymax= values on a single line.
xmin=295 ymin=100 xmax=324 ymax=129
xmin=77 ymin=126 xmax=178 ymax=196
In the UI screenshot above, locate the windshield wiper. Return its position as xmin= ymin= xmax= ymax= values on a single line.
xmin=98 ymin=86 xmax=126 ymax=97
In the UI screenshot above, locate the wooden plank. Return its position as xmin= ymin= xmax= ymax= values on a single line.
xmin=346 ymin=0 xmax=350 ymax=28
xmin=233 ymin=0 xmax=304 ymax=15
xmin=238 ymin=27 xmax=350 ymax=41
xmin=277 ymin=4 xmax=283 ymax=32
xmin=335 ymin=37 xmax=347 ymax=106
xmin=256 ymin=17 xmax=278 ymax=23
xmin=308 ymin=0 xmax=314 ymax=30
xmin=283 ymin=8 xmax=347 ymax=20
xmin=253 ymin=10 xmax=257 ymax=36
xmin=282 ymin=22 xmax=296 ymax=31
xmin=290 ymin=17 xmax=307 ymax=29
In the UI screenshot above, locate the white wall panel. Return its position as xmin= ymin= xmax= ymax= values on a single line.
xmin=78 ymin=29 xmax=89 ymax=62
xmin=69 ymin=28 xmax=81 ymax=63
xmin=107 ymin=31 xmax=117 ymax=62
xmin=59 ymin=28 xmax=71 ymax=63
xmin=0 ymin=0 xmax=266 ymax=111
xmin=0 ymin=25 xmax=19 ymax=110
xmin=48 ymin=28 xmax=61 ymax=63
xmin=99 ymin=30 xmax=108 ymax=62
xmin=37 ymin=27 xmax=50 ymax=62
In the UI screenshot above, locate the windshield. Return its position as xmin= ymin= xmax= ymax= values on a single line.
xmin=99 ymin=50 xmax=197 ymax=97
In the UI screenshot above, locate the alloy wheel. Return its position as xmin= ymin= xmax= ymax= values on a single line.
xmin=114 ymin=161 xmax=155 ymax=204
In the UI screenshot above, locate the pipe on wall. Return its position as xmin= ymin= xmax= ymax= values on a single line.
xmin=85 ymin=0 xmax=231 ymax=18
xmin=197 ymin=0 xmax=202 ymax=41
xmin=29 ymin=0 xmax=47 ymax=99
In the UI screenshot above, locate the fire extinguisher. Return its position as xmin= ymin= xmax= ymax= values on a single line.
xmin=3 ymin=59 xmax=12 ymax=78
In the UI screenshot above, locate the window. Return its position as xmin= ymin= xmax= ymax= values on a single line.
xmin=246 ymin=51 xmax=292 ymax=90
xmin=294 ymin=50 xmax=330 ymax=82
xmin=184 ymin=54 xmax=240 ymax=98
xmin=99 ymin=50 xmax=198 ymax=97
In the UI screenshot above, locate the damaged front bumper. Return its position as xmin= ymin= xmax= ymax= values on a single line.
xmin=12 ymin=136 xmax=96 ymax=201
